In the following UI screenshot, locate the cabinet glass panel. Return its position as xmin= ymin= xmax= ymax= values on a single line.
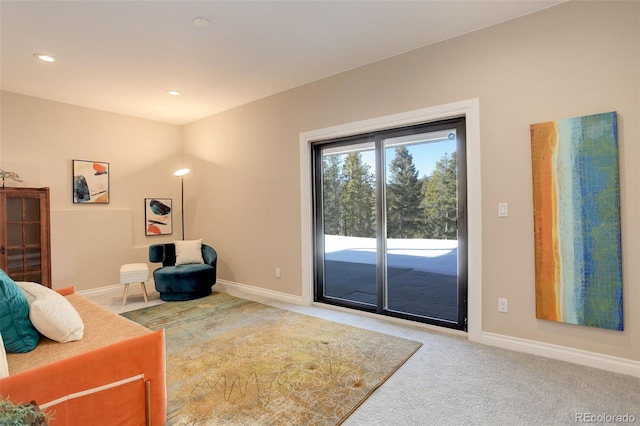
xmin=23 ymin=272 xmax=42 ymax=283
xmin=24 ymin=198 xmax=40 ymax=221
xmin=26 ymin=247 xmax=42 ymax=271
xmin=7 ymin=198 xmax=22 ymax=221
xmin=25 ymin=224 xmax=41 ymax=245
xmin=7 ymin=249 xmax=23 ymax=273
xmin=7 ymin=224 xmax=23 ymax=246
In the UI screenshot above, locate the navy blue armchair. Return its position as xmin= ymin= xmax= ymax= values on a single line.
xmin=149 ymin=243 xmax=217 ymax=301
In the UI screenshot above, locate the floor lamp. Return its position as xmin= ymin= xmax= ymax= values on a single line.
xmin=173 ymin=168 xmax=190 ymax=240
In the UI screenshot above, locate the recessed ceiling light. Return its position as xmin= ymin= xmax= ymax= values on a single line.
xmin=33 ymin=53 xmax=55 ymax=62
xmin=193 ymin=17 xmax=210 ymax=28
xmin=166 ymin=90 xmax=181 ymax=96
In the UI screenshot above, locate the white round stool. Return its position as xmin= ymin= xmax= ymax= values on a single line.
xmin=120 ymin=263 xmax=149 ymax=305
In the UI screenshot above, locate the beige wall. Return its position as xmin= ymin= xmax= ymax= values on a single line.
xmin=182 ymin=1 xmax=639 ymax=361
xmin=0 ymin=92 xmax=184 ymax=290
xmin=1 ymin=1 xmax=638 ymax=362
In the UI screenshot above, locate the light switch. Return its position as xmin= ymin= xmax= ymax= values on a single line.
xmin=498 ymin=203 xmax=509 ymax=218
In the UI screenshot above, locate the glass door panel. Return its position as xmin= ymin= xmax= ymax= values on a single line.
xmin=7 ymin=248 xmax=23 ymax=274
xmin=383 ymin=129 xmax=459 ymax=321
xmin=26 ymin=247 xmax=42 ymax=271
xmin=25 ymin=223 xmax=41 ymax=245
xmin=6 ymin=198 xmax=21 ymax=221
xmin=321 ymin=141 xmax=377 ymax=307
xmin=24 ymin=198 xmax=40 ymax=221
xmin=7 ymin=223 xmax=22 ymax=246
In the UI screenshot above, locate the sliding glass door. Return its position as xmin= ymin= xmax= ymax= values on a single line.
xmin=319 ymin=137 xmax=378 ymax=306
xmin=313 ymin=118 xmax=467 ymax=330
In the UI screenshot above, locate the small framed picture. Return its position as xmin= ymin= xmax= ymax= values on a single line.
xmin=73 ymin=160 xmax=110 ymax=204
xmin=145 ymin=198 xmax=173 ymax=236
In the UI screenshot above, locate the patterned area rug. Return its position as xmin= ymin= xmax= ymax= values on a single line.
xmin=122 ymin=292 xmax=422 ymax=425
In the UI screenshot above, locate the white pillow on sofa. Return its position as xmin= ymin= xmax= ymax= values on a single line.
xmin=0 ymin=331 xmax=9 ymax=379
xmin=175 ymin=239 xmax=204 ymax=266
xmin=17 ymin=282 xmax=84 ymax=343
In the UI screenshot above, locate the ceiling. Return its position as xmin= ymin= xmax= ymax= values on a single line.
xmin=1 ymin=1 xmax=564 ymax=125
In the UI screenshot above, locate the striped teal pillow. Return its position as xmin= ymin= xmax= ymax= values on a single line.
xmin=0 ymin=269 xmax=39 ymax=353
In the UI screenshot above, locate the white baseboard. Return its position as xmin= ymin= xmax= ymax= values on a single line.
xmin=479 ymin=332 xmax=640 ymax=378
xmin=77 ymin=279 xmax=640 ymax=378
xmin=218 ymin=280 xmax=639 ymax=378
xmin=76 ymin=279 xmax=157 ymax=297
xmin=77 ymin=283 xmax=123 ymax=296
xmin=215 ymin=279 xmax=305 ymax=305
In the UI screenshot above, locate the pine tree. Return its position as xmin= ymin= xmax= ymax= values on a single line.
xmin=423 ymin=152 xmax=457 ymax=239
xmin=341 ymin=152 xmax=375 ymax=237
xmin=386 ymin=146 xmax=423 ymax=238
xmin=322 ymin=155 xmax=343 ymax=235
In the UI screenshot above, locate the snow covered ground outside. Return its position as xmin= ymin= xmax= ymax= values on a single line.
xmin=323 ymin=234 xmax=458 ymax=276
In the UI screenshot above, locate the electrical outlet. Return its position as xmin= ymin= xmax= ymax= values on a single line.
xmin=275 ymin=268 xmax=281 ymax=278
xmin=498 ymin=298 xmax=508 ymax=313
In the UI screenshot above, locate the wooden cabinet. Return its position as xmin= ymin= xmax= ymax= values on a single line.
xmin=0 ymin=187 xmax=51 ymax=288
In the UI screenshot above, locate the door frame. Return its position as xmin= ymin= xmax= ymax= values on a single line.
xmin=300 ymin=98 xmax=482 ymax=339
xmin=311 ymin=119 xmax=467 ymax=329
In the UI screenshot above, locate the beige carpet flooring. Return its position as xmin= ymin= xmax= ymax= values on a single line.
xmin=84 ymin=285 xmax=640 ymax=425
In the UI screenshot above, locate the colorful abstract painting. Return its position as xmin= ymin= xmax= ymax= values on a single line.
xmin=73 ymin=159 xmax=109 ymax=203
xmin=145 ymin=198 xmax=173 ymax=236
xmin=530 ymin=112 xmax=623 ymax=331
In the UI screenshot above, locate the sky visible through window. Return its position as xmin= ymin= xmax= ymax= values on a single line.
xmin=360 ymin=138 xmax=456 ymax=179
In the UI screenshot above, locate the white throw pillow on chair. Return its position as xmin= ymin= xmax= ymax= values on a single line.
xmin=174 ymin=239 xmax=205 ymax=266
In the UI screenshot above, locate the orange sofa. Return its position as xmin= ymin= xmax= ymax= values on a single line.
xmin=0 ymin=287 xmax=166 ymax=425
